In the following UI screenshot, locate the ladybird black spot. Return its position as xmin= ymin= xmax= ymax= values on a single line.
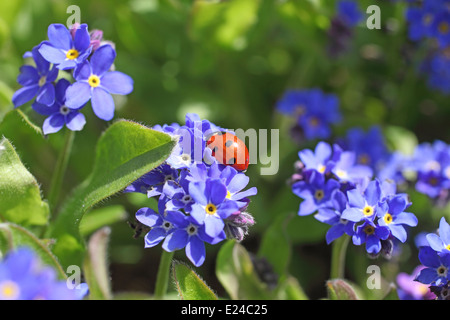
xmin=228 ymin=157 xmax=236 ymax=165
xmin=212 ymin=146 xmax=218 ymax=153
xmin=225 ymin=140 xmax=234 ymax=148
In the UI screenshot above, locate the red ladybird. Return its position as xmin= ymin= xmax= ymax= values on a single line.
xmin=206 ymin=132 xmax=249 ymax=171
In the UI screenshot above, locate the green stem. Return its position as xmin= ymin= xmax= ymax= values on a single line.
xmin=330 ymin=234 xmax=350 ymax=280
xmin=154 ymin=250 xmax=174 ymax=300
xmin=48 ymin=129 xmax=75 ymax=214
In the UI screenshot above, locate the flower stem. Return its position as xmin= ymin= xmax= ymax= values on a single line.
xmin=48 ymin=129 xmax=75 ymax=214
xmin=330 ymin=234 xmax=350 ymax=280
xmin=154 ymin=250 xmax=174 ymax=300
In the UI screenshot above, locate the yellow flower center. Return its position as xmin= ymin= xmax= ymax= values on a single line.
xmin=318 ymin=165 xmax=326 ymax=174
xmin=66 ymin=49 xmax=80 ymax=60
xmin=439 ymin=22 xmax=449 ymax=35
xmin=446 ymin=244 xmax=450 ymax=251
xmin=226 ymin=191 xmax=232 ymax=199
xmin=363 ymin=205 xmax=374 ymax=217
xmin=0 ymin=280 xmax=20 ymax=300
xmin=383 ymin=213 xmax=393 ymax=225
xmin=314 ymin=189 xmax=324 ymax=201
xmin=205 ymin=204 xmax=217 ymax=215
xmin=335 ymin=169 xmax=347 ymax=179
xmin=88 ymin=75 xmax=101 ymax=88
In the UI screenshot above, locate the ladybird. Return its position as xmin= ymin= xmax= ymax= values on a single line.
xmin=206 ymin=132 xmax=249 ymax=171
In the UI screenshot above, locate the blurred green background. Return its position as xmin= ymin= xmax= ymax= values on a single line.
xmin=1 ymin=0 xmax=450 ymax=299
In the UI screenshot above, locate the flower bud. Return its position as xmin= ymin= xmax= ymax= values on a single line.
xmin=224 ymin=211 xmax=255 ymax=242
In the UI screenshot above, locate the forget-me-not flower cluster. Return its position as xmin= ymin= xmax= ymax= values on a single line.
xmin=405 ymin=0 xmax=450 ymax=94
xmin=126 ymin=113 xmax=257 ymax=267
xmin=415 ymin=217 xmax=450 ymax=300
xmin=12 ymin=23 xmax=134 ymax=134
xmin=0 ymin=247 xmax=88 ymax=300
xmin=276 ymin=88 xmax=341 ymax=141
xmin=291 ymin=140 xmax=418 ymax=257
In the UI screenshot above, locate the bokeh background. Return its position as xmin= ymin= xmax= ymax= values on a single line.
xmin=1 ymin=0 xmax=449 ymax=299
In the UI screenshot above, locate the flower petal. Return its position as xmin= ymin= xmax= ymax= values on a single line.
xmin=315 ymin=141 xmax=332 ymax=163
xmin=230 ymin=186 xmax=258 ymax=201
xmin=426 ymin=233 xmax=446 ymax=252
xmin=162 ymin=229 xmax=188 ymax=252
xmin=185 ymin=236 xmax=205 ymax=267
xmin=326 ymin=224 xmax=345 ymax=244
xmin=32 ymin=101 xmax=59 ymax=116
xmin=90 ymin=44 xmax=116 ymax=76
xmin=366 ymin=236 xmax=381 ymax=254
xmin=17 ymin=65 xmax=39 ymax=86
xmin=100 ymin=71 xmax=134 ymax=95
xmin=204 ymin=215 xmax=225 ymax=238
xmin=144 ymin=228 xmax=166 ymax=248
xmin=208 ymin=179 xmax=227 ymax=205
xmin=389 ymin=224 xmax=407 ymax=243
xmin=347 ymin=188 xmax=365 ymax=209
xmin=43 ymin=113 xmax=65 ymax=135
xmin=12 ymin=85 xmax=39 ymax=108
xmin=439 ymin=217 xmax=450 ymax=246
xmin=73 ymin=61 xmax=92 ymax=81
xmin=364 ymin=180 xmax=381 ymax=207
xmin=36 ymin=82 xmax=55 ymax=106
xmin=165 ymin=210 xmax=189 ymax=228
xmin=217 ymin=200 xmax=239 ymax=219
xmin=394 ymin=212 xmax=418 ymax=227
xmin=65 ymin=112 xmax=86 ymax=132
xmin=65 ymin=82 xmax=91 ymax=109
xmin=73 ymin=24 xmax=91 ymax=52
xmin=47 ymin=23 xmax=72 ymax=50
xmin=341 ymin=207 xmax=363 ymax=222
xmin=31 ymin=46 xmax=51 ymax=75
xmin=189 ymin=181 xmax=208 ymax=206
xmin=415 ymin=268 xmax=438 ymax=285
xmin=298 ymin=197 xmax=318 ymax=216
xmin=135 ymin=207 xmax=161 ymax=227
xmin=55 ymin=79 xmax=71 ymax=103
xmin=418 ymin=246 xmax=440 ymax=268
xmin=38 ymin=43 xmax=67 ymax=65
xmin=189 ymin=203 xmax=206 ymax=225
xmin=91 ymin=87 xmax=115 ymax=121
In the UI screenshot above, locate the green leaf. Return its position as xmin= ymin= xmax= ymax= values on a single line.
xmin=0 ymin=222 xmax=66 ymax=279
xmin=48 ymin=120 xmax=176 ymax=268
xmin=172 ymin=260 xmax=218 ymax=300
xmin=383 ymin=283 xmax=399 ymax=300
xmin=0 ymin=137 xmax=49 ymax=226
xmin=191 ymin=0 xmax=261 ymax=49
xmin=79 ymin=205 xmax=128 ymax=237
xmin=216 ymin=240 xmax=271 ymax=300
xmin=384 ymin=125 xmax=418 ymax=156
xmin=258 ymin=211 xmax=292 ymax=276
xmin=326 ymin=279 xmax=359 ymax=300
xmin=83 ymin=227 xmax=113 ymax=300
xmin=274 ymin=275 xmax=308 ymax=300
